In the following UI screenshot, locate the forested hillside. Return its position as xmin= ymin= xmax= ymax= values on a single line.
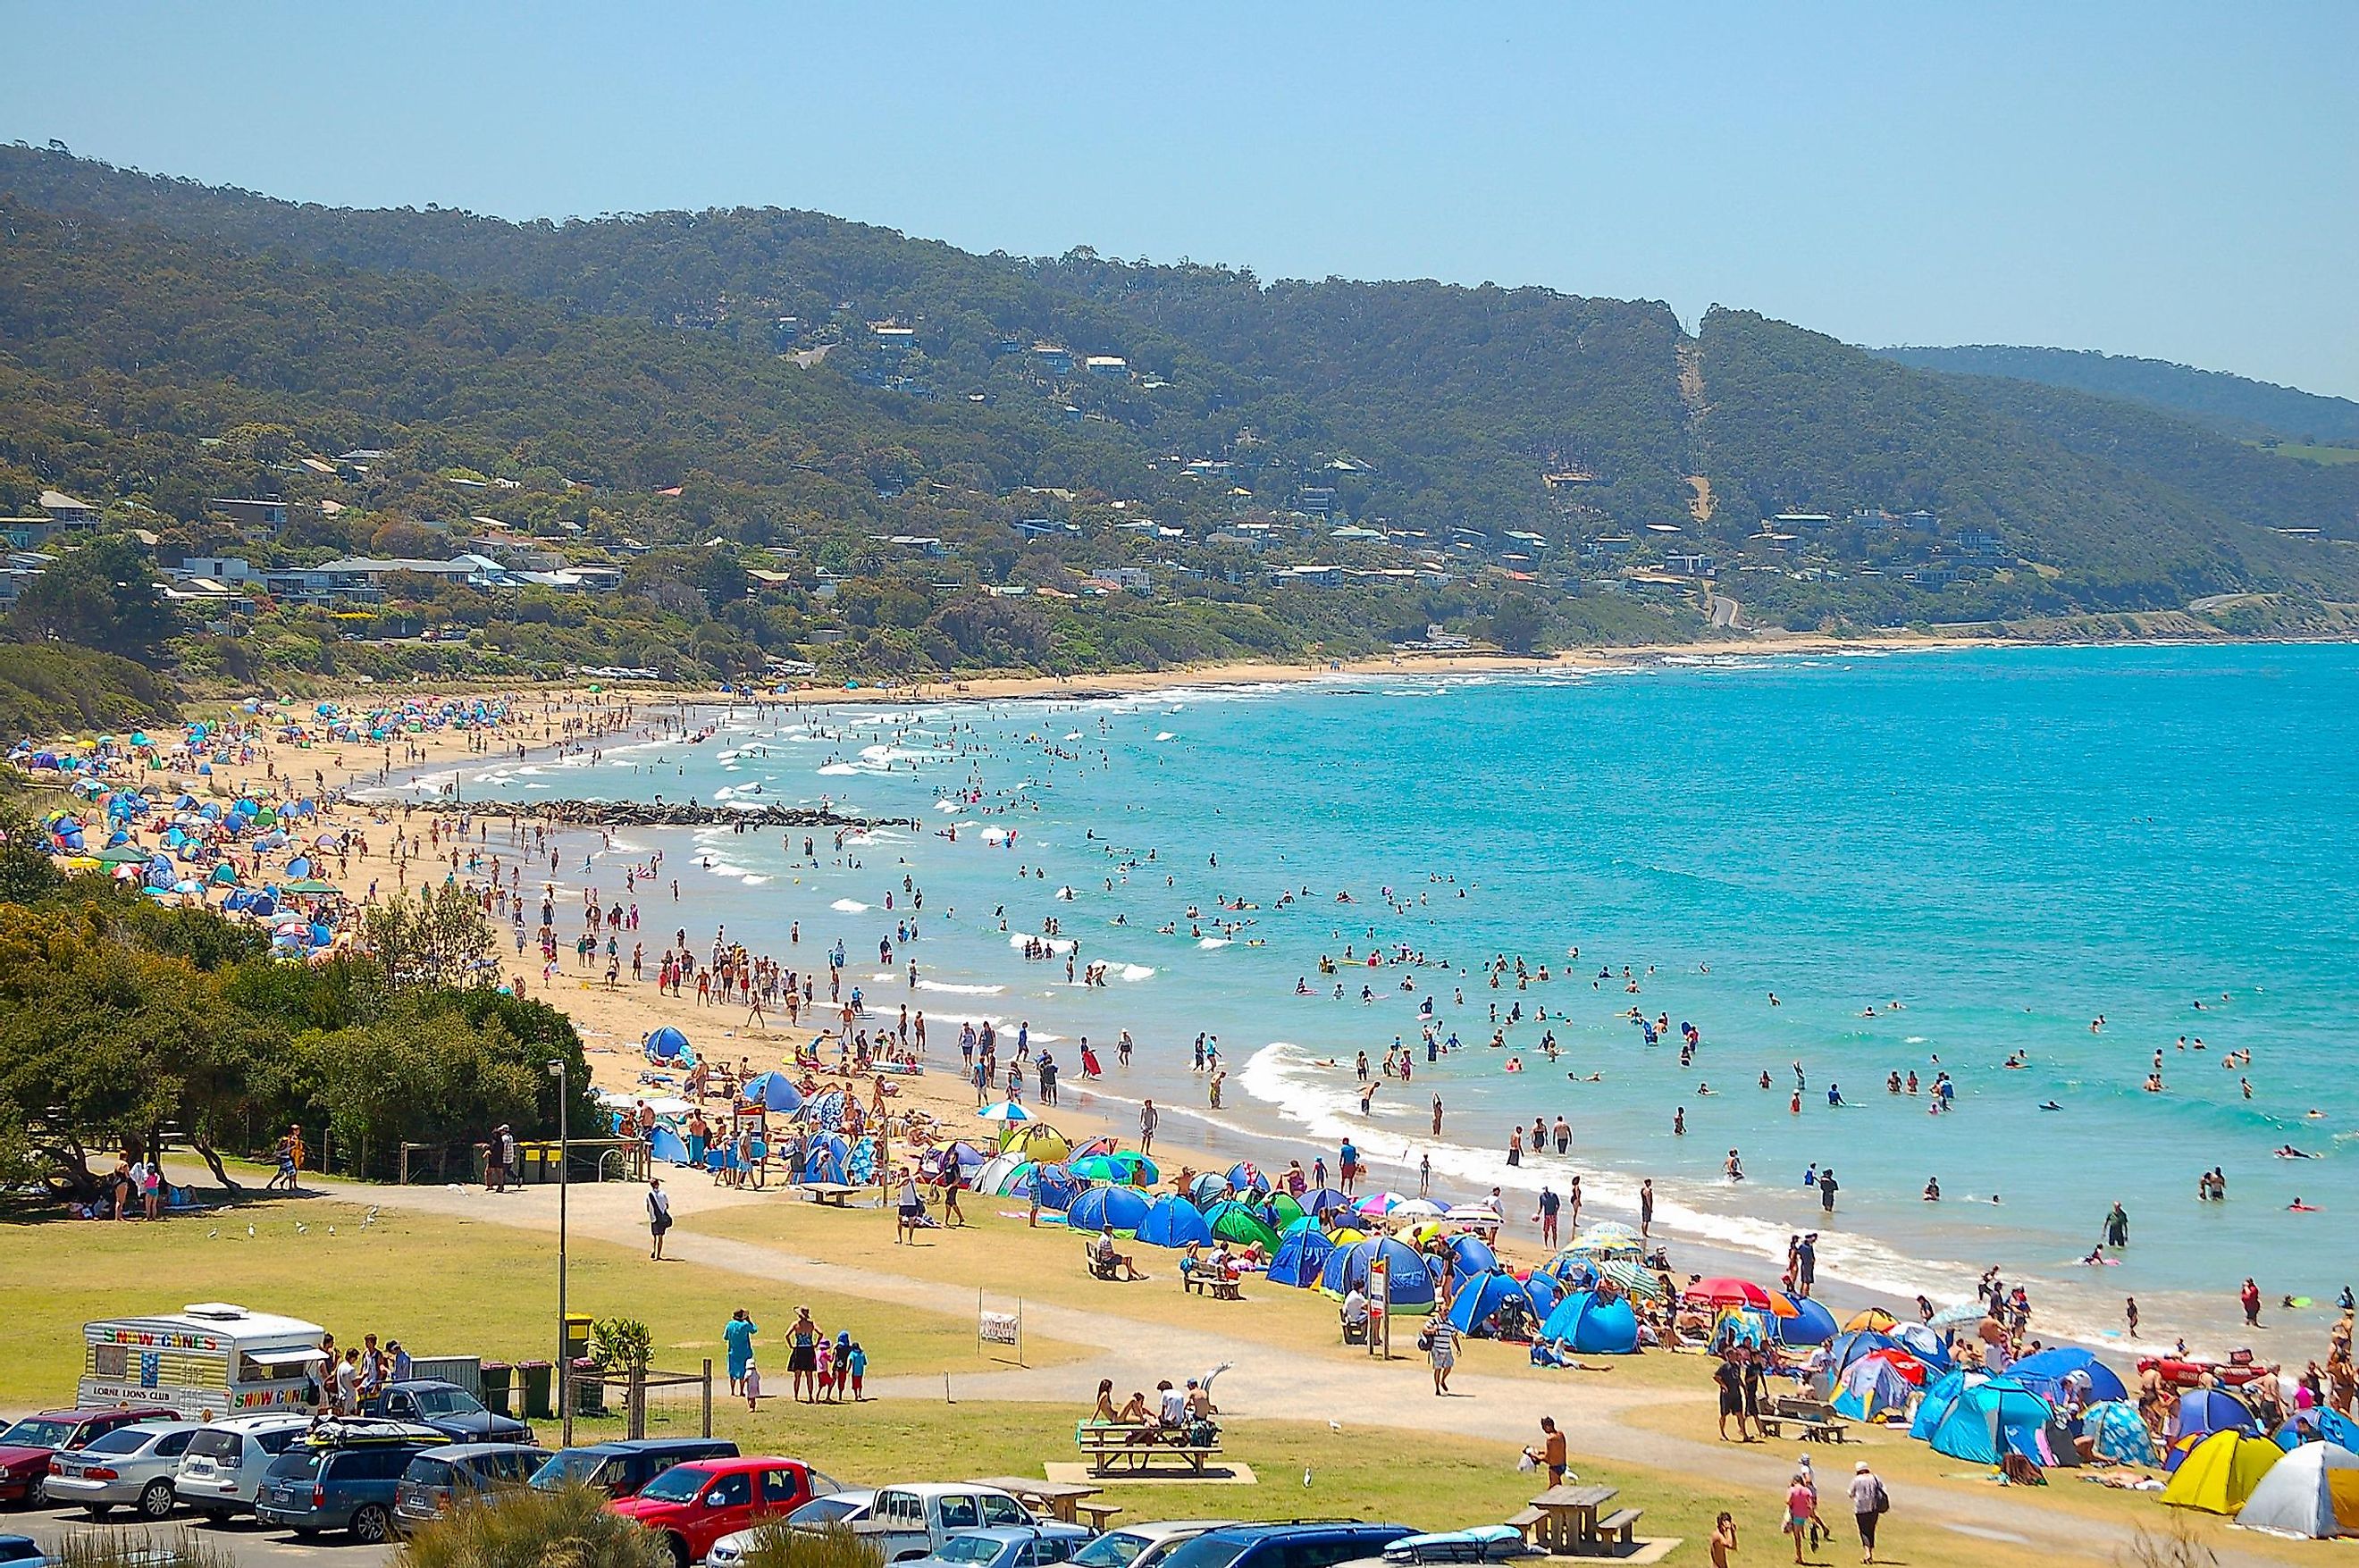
xmin=2 ymin=144 xmax=2356 ymax=693
xmin=1876 ymin=344 xmax=2359 ymax=446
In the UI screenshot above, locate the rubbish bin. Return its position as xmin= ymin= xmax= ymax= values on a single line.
xmin=517 ymin=1360 xmax=554 ymax=1421
xmin=480 ymin=1362 xmax=514 ymax=1417
xmin=563 ymin=1314 xmax=593 ymax=1365
xmin=571 ymin=1358 xmax=608 ymax=1416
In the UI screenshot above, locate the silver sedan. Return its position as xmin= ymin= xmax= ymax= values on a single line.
xmin=40 ymin=1423 xmax=206 ymax=1520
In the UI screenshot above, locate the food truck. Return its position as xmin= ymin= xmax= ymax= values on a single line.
xmin=80 ymin=1303 xmax=327 ymax=1419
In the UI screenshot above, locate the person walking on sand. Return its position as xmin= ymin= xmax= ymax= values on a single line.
xmin=645 ymin=1177 xmax=673 ymax=1260
xmin=1423 ymin=1313 xmax=1459 ymax=1395
xmin=1140 ymin=1099 xmax=1159 ymax=1156
xmin=1848 ymin=1461 xmax=1888 ymax=1564
xmin=2243 ymin=1277 xmax=2264 ymax=1327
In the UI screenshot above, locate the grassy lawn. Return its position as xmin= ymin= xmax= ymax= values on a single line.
xmin=2254 ymin=440 xmax=2359 ymax=465
xmin=0 ymin=1191 xmax=1074 ymax=1415
xmin=681 ymin=1203 xmax=1708 ymax=1393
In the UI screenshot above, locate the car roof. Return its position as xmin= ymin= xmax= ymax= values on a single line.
xmin=679 ymin=1455 xmax=800 ymax=1474
xmin=203 ymin=1413 xmax=314 ymax=1430
xmin=1110 ymin=1522 xmax=1238 ymax=1541
xmin=97 ymin=1421 xmax=206 ymax=1439
xmin=882 ymin=1481 xmax=1021 ymax=1497
xmin=946 ymin=1526 xmax=1089 ymax=1543
xmin=416 ymin=1442 xmax=548 ymax=1460
xmin=29 ymin=1408 xmax=172 ymax=1421
xmin=1206 ymin=1525 xmax=1404 ymax=1543
xmin=584 ymin=1438 xmax=735 ymax=1455
xmin=385 ymin=1379 xmax=463 ymax=1392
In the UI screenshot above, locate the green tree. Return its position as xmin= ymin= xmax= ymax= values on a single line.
xmin=359 ymin=880 xmax=496 ymax=991
xmin=1490 ymin=592 xmax=1544 ymax=653
xmin=9 ymin=536 xmax=182 ymax=659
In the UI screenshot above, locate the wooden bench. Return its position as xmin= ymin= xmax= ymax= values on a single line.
xmin=1074 ymin=1424 xmax=1221 ymax=1477
xmin=1506 ymin=1506 xmax=1549 ymax=1539
xmin=1756 ymin=1413 xmax=1850 ymax=1443
xmin=800 ymin=1182 xmax=860 ymax=1207
xmin=1180 ymin=1262 xmax=1211 ymax=1294
xmin=1591 ymin=1508 xmax=1642 ymax=1552
xmin=1087 ymin=1245 xmax=1124 ymax=1281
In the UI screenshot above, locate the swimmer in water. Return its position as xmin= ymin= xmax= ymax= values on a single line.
xmin=2038 ymin=1100 xmax=2062 ymax=1111
xmin=2278 ymin=1145 xmax=2314 ymax=1159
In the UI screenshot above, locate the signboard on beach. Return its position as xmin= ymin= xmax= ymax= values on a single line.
xmin=978 ymin=1295 xmax=1025 ymax=1364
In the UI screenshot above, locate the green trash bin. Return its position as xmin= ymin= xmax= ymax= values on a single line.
xmin=480 ymin=1362 xmax=514 ymax=1417
xmin=517 ymin=1360 xmax=553 ymax=1421
xmin=570 ymin=1359 xmax=608 ymax=1416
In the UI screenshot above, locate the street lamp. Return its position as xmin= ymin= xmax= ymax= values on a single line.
xmin=548 ymin=1058 xmax=571 ymax=1446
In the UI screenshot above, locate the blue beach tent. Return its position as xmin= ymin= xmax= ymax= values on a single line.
xmin=649 ymin=1124 xmax=691 ymax=1166
xmin=1927 ymin=1378 xmax=2059 ymax=1466
xmin=2177 ymin=1388 xmax=2257 ymax=1443
xmin=1780 ymin=1295 xmax=1839 ymax=1346
xmin=742 ymin=1071 xmax=803 ymax=1113
xmin=2010 ymin=1347 xmax=2128 ymax=1404
xmin=1136 ymin=1195 xmax=1213 ymax=1249
xmin=1300 ymin=1186 xmax=1349 ymax=1220
xmin=1522 ymin=1270 xmax=1566 ymax=1321
xmin=1319 ymin=1237 xmax=1436 ymax=1313
xmin=1446 ymin=1232 xmax=1499 ymax=1278
xmin=1067 ymin=1184 xmax=1151 ymax=1236
xmin=1445 ymin=1270 xmax=1532 ymax=1337
xmin=801 ymin=1134 xmax=851 ymax=1185
xmin=2277 ymin=1407 xmax=2359 ymax=1452
xmin=1266 ymin=1228 xmax=1335 ymax=1288
xmin=646 ymin=1026 xmax=691 ymax=1060
xmin=1537 ymin=1289 xmax=1641 ymax=1354
xmin=2086 ymin=1401 xmax=2162 ymax=1466
xmin=1827 ymin=1329 xmax=1904 ymax=1378
xmin=1911 ymin=1370 xmax=1980 ymax=1442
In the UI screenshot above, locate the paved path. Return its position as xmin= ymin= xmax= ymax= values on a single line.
xmin=340 ymin=1176 xmax=2271 ymax=1567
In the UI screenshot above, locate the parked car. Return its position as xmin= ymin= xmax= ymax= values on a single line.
xmin=1067 ymin=1521 xmax=1240 ymax=1568
xmin=376 ymin=1380 xmax=533 ymax=1443
xmin=173 ymin=1413 xmax=315 ymax=1521
xmin=908 ymin=1525 xmax=1094 ymax=1568
xmin=251 ymin=1423 xmax=446 ymax=1543
xmin=42 ymin=1421 xmax=206 ymax=1520
xmin=707 ymin=1490 xmax=877 ymax=1567
xmin=529 ymin=1438 xmax=740 ymax=1500
xmin=1357 ymin=1529 xmax=1538 ymax=1567
xmin=0 ymin=1409 xmax=176 ymax=1507
xmin=855 ymin=1484 xmax=1038 ymax=1563
xmin=1156 ymin=1524 xmax=1418 ymax=1568
xmin=392 ymin=1442 xmax=550 ymax=1534
xmin=0 ymin=1536 xmax=52 ymax=1568
xmin=607 ymin=1458 xmax=835 ymax=1568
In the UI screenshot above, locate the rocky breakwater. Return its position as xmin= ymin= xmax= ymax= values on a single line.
xmin=416 ymin=798 xmax=916 ymax=830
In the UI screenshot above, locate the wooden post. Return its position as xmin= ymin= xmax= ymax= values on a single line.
xmin=627 ymin=1365 xmax=646 ymax=1439
xmin=701 ymin=1358 xmax=714 ymax=1438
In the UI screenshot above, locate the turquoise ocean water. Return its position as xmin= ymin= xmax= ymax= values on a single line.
xmin=430 ymin=643 xmax=2359 ymax=1349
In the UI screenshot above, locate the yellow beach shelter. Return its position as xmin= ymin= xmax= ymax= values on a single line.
xmin=2163 ymin=1430 xmax=2282 ymax=1515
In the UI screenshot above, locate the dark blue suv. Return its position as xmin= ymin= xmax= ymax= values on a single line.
xmin=1156 ymin=1523 xmax=1417 ymax=1568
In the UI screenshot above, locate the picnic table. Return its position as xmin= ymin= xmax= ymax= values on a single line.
xmin=1073 ymin=1421 xmax=1222 ymax=1478
xmin=1759 ymin=1396 xmax=1850 ymax=1443
xmin=1510 ymin=1484 xmax=1643 ymax=1557
xmin=799 ymin=1181 xmax=861 ymax=1207
xmin=966 ymin=1477 xmax=1114 ymax=1527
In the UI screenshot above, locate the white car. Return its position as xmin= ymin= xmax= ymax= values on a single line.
xmin=1068 ymin=1522 xmax=1241 ymax=1568
xmin=707 ymin=1489 xmax=877 ymax=1567
xmin=43 ymin=1421 xmax=206 ymax=1519
xmin=173 ymin=1413 xmax=315 ymax=1521
xmin=856 ymin=1486 xmax=1039 ymax=1564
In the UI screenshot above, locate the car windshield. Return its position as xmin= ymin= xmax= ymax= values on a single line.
xmin=636 ymin=1468 xmax=709 ymax=1504
xmin=936 ymin=1538 xmax=1008 ymax=1566
xmin=1 ymin=1420 xmax=75 ymax=1448
xmin=788 ymin=1497 xmax=863 ymax=1526
xmin=407 ymin=1388 xmax=478 ymax=1417
xmin=1157 ymin=1538 xmax=1253 ymax=1568
xmin=82 ymin=1428 xmax=153 ymax=1455
xmin=1071 ymin=1536 xmax=1152 ymax=1568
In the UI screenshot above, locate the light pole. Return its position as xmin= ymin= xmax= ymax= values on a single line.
xmin=548 ymin=1058 xmax=572 ymax=1447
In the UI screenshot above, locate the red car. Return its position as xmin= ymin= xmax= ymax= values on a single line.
xmin=0 ymin=1408 xmax=175 ymax=1506
xmin=609 ymin=1458 xmax=833 ymax=1568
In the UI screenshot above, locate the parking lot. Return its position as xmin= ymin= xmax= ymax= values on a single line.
xmin=5 ymin=1499 xmax=393 ymax=1568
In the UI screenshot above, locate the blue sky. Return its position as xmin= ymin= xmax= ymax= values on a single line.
xmin=7 ymin=1 xmax=2355 ymax=398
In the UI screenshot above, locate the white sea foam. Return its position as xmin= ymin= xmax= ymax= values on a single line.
xmin=919 ymin=980 xmax=1006 ymax=996
xmin=1119 ymin=964 xmax=1156 ymax=981
xmin=1197 ymin=936 xmax=1232 ymax=949
xmin=818 ymin=763 xmax=858 ymax=776
xmin=831 ymin=899 xmax=871 ymax=913
xmin=1008 ymin=933 xmax=1078 ymax=956
xmin=1154 ymin=731 xmax=1177 ymax=742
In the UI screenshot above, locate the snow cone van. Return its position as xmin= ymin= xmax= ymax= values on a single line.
xmin=80 ymin=1304 xmax=327 ymax=1420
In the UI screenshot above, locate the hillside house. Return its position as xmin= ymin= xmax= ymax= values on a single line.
xmin=38 ymin=490 xmax=98 ymax=527
xmin=1031 ymin=344 xmax=1073 ymax=376
xmin=1665 ymin=552 xmax=1717 ymax=577
xmin=1085 ymin=355 xmax=1129 ymax=377
xmin=209 ymin=498 xmax=289 ymax=532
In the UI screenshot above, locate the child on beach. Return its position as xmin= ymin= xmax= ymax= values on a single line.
xmin=742 ymin=1359 xmax=761 ymax=1409
xmin=847 ymin=1342 xmax=867 ymax=1400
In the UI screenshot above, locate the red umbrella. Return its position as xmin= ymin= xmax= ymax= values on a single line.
xmin=1686 ymin=1276 xmax=1776 ymax=1311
